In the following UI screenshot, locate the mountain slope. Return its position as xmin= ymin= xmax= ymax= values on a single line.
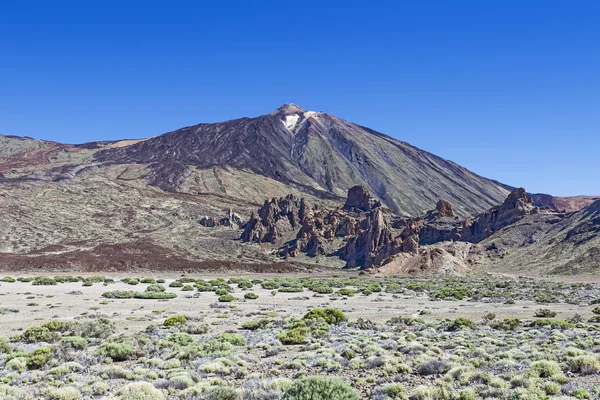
xmin=95 ymin=104 xmax=511 ymax=217
xmin=480 ymin=199 xmax=600 ymax=275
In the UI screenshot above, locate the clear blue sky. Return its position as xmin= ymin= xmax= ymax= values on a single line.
xmin=1 ymin=1 xmax=598 ymax=196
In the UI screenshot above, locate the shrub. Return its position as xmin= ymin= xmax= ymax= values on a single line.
xmin=337 ymin=288 xmax=357 ymax=296
xmin=218 ymin=294 xmax=236 ymax=302
xmin=244 ymin=292 xmax=259 ymax=300
xmin=22 ymin=325 xmax=54 ymax=343
xmin=283 ymin=376 xmax=358 ymax=400
xmin=166 ymin=332 xmax=194 ymax=346
xmin=26 ymin=346 xmax=52 ymax=369
xmin=134 ymin=292 xmax=176 ymax=299
xmin=278 ymin=327 xmax=309 ymax=345
xmin=448 ymin=317 xmax=475 ymax=331
xmin=529 ymin=318 xmax=574 ymax=330
xmin=242 ymin=319 xmax=269 ymax=330
xmin=262 ymin=280 xmax=280 ymax=290
xmin=123 ymin=278 xmax=140 ymax=285
xmin=571 ymin=388 xmax=591 ymax=399
xmin=114 ymin=382 xmax=165 ymax=400
xmin=0 ymin=337 xmax=10 ymax=354
xmin=303 ymin=308 xmax=347 ymax=325
xmin=169 ymin=281 xmax=184 ymax=288
xmin=219 ymin=333 xmax=247 ymax=346
xmin=146 ymin=284 xmax=166 ymax=292
xmin=95 ymin=340 xmax=136 ymax=361
xmin=181 ymin=285 xmax=193 ymax=291
xmin=141 ymin=278 xmax=156 ymax=284
xmin=529 ymin=360 xmax=561 ymax=378
xmin=47 ymin=387 xmax=81 ymax=400
xmin=417 ymin=358 xmax=449 ymax=376
xmin=311 ymin=285 xmax=334 ymax=294
xmin=279 ymin=286 xmax=304 ymax=293
xmin=534 ymin=308 xmax=557 ymax=318
xmin=102 ymin=290 xmax=136 ymax=299
xmin=0 ymin=276 xmax=15 ymax=283
xmin=567 ymin=355 xmax=600 ymax=374
xmin=384 ymin=383 xmax=408 ymax=399
xmin=60 ymin=336 xmax=88 ymax=349
xmin=490 ymin=318 xmax=520 ymax=331
xmin=164 ymin=315 xmax=187 ymax=327
xmin=32 ymin=276 xmax=57 ymax=286
xmin=542 ymin=382 xmax=561 ymax=395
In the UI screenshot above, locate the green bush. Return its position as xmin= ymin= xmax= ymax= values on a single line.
xmin=102 ymin=290 xmax=136 ymax=299
xmin=534 ymin=308 xmax=557 ymax=318
xmin=0 ymin=276 xmax=15 ymax=283
xmin=311 ymin=285 xmax=334 ymax=294
xmin=32 ymin=276 xmax=57 ymax=286
xmin=529 ymin=318 xmax=574 ymax=330
xmin=448 ymin=317 xmax=476 ymax=331
xmin=337 ymin=288 xmax=357 ymax=297
xmin=529 ymin=360 xmax=562 ymax=378
xmin=95 ymin=340 xmax=136 ymax=361
xmin=114 ymin=382 xmax=165 ymax=400
xmin=22 ymin=325 xmax=54 ymax=343
xmin=181 ymin=285 xmax=193 ymax=291
xmin=490 ymin=318 xmax=520 ymax=331
xmin=0 ymin=337 xmax=11 ymax=354
xmin=164 ymin=315 xmax=187 ymax=327
xmin=146 ymin=284 xmax=166 ymax=292
xmin=384 ymin=383 xmax=408 ymax=399
xmin=244 ymin=292 xmax=259 ymax=300
xmin=26 ymin=346 xmax=52 ymax=369
xmin=303 ymin=308 xmax=347 ymax=325
xmin=166 ymin=332 xmax=194 ymax=346
xmin=262 ymin=280 xmax=280 ymax=290
xmin=60 ymin=336 xmax=88 ymax=349
xmin=278 ymin=327 xmax=309 ymax=345
xmin=283 ymin=376 xmax=358 ymax=400
xmin=242 ymin=319 xmax=270 ymax=330
xmin=279 ymin=286 xmax=304 ymax=293
xmin=134 ymin=292 xmax=176 ymax=299
xmin=219 ymin=333 xmax=246 ymax=346
xmin=567 ymin=355 xmax=600 ymax=374
xmin=169 ymin=281 xmax=184 ymax=288
xmin=218 ymin=294 xmax=236 ymax=302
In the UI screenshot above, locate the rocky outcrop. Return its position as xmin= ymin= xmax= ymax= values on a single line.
xmin=461 ymin=188 xmax=534 ymax=243
xmin=343 ymin=185 xmax=382 ymax=212
xmin=340 ymin=209 xmax=402 ymax=268
xmin=199 ymin=209 xmax=243 ymax=228
xmin=241 ymin=195 xmax=310 ymax=243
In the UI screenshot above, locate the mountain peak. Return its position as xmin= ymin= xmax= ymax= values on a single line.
xmin=269 ymin=103 xmax=306 ymax=116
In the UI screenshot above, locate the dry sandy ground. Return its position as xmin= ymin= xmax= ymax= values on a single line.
xmin=0 ymin=273 xmax=594 ymax=337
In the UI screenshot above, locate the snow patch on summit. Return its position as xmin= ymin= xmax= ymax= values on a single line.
xmin=283 ymin=114 xmax=300 ymax=131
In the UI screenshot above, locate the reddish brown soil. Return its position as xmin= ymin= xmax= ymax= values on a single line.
xmin=0 ymin=241 xmax=312 ymax=273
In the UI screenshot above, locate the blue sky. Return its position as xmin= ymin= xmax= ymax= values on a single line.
xmin=1 ymin=1 xmax=598 ymax=196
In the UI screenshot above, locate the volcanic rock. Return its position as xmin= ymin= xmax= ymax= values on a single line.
xmin=241 ymin=195 xmax=309 ymax=244
xmin=343 ymin=185 xmax=382 ymax=212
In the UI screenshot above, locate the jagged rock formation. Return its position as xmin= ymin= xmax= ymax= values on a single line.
xmin=461 ymin=188 xmax=534 ymax=243
xmin=341 ymin=209 xmax=403 ymax=268
xmin=241 ymin=194 xmax=309 ymax=244
xmin=343 ymin=185 xmax=382 ymax=212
